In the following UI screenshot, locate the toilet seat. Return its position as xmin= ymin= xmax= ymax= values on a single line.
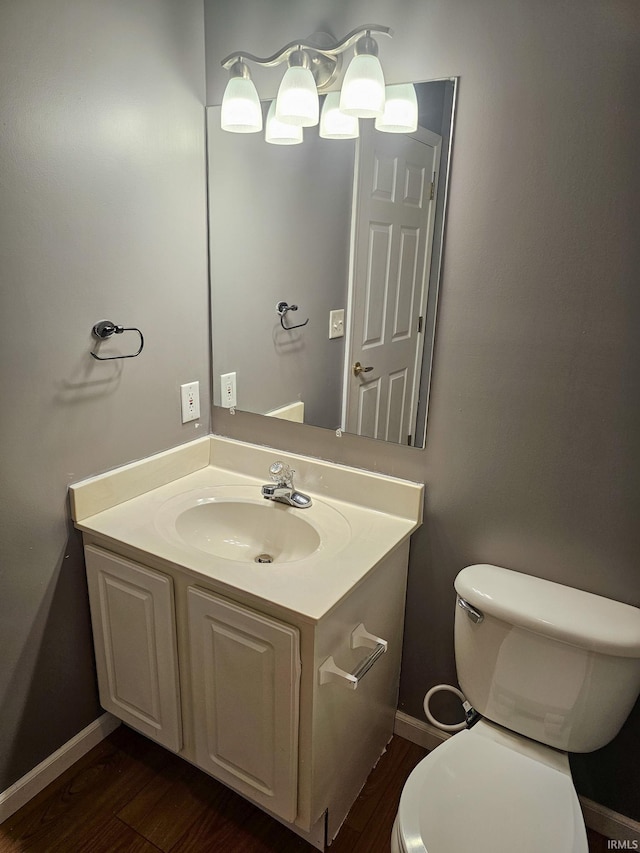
xmin=395 ymin=720 xmax=588 ymax=853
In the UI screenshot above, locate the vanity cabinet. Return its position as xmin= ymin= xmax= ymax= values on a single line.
xmin=187 ymin=586 xmax=300 ymax=823
xmin=72 ymin=435 xmax=422 ymax=850
xmin=83 ymin=538 xmax=409 ymax=849
xmin=85 ymin=545 xmax=300 ymax=825
xmin=84 ymin=546 xmax=182 ymax=753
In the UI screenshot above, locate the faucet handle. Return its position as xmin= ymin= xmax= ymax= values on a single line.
xmin=269 ymin=461 xmax=294 ymax=485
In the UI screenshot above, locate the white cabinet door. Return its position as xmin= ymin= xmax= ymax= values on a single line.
xmin=187 ymin=587 xmax=300 ymax=823
xmin=84 ymin=545 xmax=182 ymax=753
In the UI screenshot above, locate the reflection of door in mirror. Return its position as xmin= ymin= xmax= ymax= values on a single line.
xmin=344 ymin=123 xmax=441 ymax=445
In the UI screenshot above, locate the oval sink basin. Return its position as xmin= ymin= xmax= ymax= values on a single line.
xmin=176 ymin=500 xmax=320 ymax=562
xmin=155 ymin=485 xmax=351 ymax=565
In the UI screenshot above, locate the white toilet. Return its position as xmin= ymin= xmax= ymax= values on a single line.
xmin=392 ymin=564 xmax=640 ymax=853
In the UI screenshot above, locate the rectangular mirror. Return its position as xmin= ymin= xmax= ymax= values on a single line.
xmin=208 ymin=78 xmax=457 ymax=448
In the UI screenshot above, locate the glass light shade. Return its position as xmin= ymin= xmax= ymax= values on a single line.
xmin=275 ymin=65 xmax=319 ymax=127
xmin=220 ymin=76 xmax=262 ymax=133
xmin=319 ymin=92 xmax=359 ymax=139
xmin=375 ymin=84 xmax=418 ymax=133
xmin=265 ymin=100 xmax=303 ymax=145
xmin=339 ymin=54 xmax=386 ymax=118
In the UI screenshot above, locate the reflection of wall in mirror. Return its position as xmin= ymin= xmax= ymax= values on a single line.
xmin=265 ymin=401 xmax=305 ymax=423
xmin=208 ymin=106 xmax=353 ymax=430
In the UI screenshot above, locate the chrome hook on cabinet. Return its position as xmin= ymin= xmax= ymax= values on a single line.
xmin=90 ymin=320 xmax=144 ymax=360
xmin=276 ymin=301 xmax=309 ymax=331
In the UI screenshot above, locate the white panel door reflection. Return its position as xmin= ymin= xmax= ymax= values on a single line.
xmin=345 ymin=123 xmax=441 ymax=444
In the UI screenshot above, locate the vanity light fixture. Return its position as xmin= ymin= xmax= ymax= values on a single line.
xmin=275 ymin=50 xmax=319 ymax=127
xmin=220 ymin=59 xmax=263 ymax=133
xmin=339 ymin=33 xmax=386 ymax=118
xmin=220 ymin=25 xmax=393 ymax=138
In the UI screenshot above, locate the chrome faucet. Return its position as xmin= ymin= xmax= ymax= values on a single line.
xmin=261 ymin=461 xmax=312 ymax=508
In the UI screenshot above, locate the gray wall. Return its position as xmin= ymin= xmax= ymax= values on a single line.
xmin=0 ymin=0 xmax=209 ymax=790
xmin=208 ymin=106 xmax=352 ymax=428
xmin=206 ymin=0 xmax=640 ymax=821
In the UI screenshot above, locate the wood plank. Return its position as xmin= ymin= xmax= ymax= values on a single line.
xmin=342 ymin=738 xmax=426 ymax=834
xmin=0 ymin=727 xmax=170 ymax=853
xmin=586 ymin=827 xmax=610 ymax=853
xmin=0 ymin=735 xmax=115 ymax=831
xmin=118 ymin=759 xmax=221 ymax=852
xmin=0 ymin=729 xmax=613 ymax=853
xmin=169 ymin=780 xmax=310 ymax=853
xmin=330 ymin=739 xmax=425 ymax=853
xmin=68 ymin=816 xmax=162 ymax=853
xmin=333 ymin=769 xmax=403 ymax=853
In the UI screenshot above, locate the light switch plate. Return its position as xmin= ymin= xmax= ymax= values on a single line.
xmin=329 ymin=309 xmax=345 ymax=339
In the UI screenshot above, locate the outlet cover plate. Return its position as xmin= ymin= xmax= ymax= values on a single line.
xmin=180 ymin=381 xmax=200 ymax=423
xmin=220 ymin=372 xmax=237 ymax=408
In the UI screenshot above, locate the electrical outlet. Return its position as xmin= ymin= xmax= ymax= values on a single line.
xmin=220 ymin=372 xmax=237 ymax=408
xmin=329 ymin=309 xmax=345 ymax=339
xmin=180 ymin=381 xmax=200 ymax=423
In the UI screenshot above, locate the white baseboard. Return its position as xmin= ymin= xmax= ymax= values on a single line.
xmin=394 ymin=710 xmax=450 ymax=751
xmin=580 ymin=796 xmax=640 ymax=846
xmin=394 ymin=710 xmax=640 ymax=845
xmin=0 ymin=712 xmax=120 ymax=823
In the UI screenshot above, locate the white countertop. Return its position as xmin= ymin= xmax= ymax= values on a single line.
xmin=71 ymin=437 xmax=423 ymax=622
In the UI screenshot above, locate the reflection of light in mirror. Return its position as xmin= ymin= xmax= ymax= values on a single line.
xmin=375 ymin=84 xmax=418 ymax=134
xmin=266 ymin=100 xmax=303 ymax=146
xmin=319 ymin=92 xmax=359 ymax=140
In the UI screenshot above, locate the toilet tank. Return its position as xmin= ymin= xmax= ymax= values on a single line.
xmin=454 ymin=565 xmax=640 ymax=753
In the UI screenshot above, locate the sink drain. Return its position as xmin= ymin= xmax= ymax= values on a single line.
xmin=255 ymin=553 xmax=274 ymax=564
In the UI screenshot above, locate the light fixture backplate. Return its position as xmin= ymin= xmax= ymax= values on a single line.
xmin=304 ymin=32 xmax=342 ymax=91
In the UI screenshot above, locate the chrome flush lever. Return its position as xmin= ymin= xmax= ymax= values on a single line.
xmin=457 ymin=597 xmax=484 ymax=624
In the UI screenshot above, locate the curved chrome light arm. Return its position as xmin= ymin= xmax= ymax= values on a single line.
xmin=220 ymin=24 xmax=393 ymax=70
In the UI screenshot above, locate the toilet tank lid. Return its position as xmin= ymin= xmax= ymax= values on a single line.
xmin=455 ymin=564 xmax=640 ymax=657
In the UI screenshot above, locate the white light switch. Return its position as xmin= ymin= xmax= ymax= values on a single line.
xmin=329 ymin=309 xmax=344 ymax=339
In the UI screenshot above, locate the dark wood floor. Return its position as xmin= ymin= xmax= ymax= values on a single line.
xmin=0 ymin=726 xmax=609 ymax=852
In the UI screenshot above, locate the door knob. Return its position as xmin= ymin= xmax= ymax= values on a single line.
xmin=353 ymin=361 xmax=374 ymax=377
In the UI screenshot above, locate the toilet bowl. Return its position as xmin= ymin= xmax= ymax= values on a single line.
xmin=392 ymin=564 xmax=640 ymax=853
xmin=391 ymin=719 xmax=587 ymax=853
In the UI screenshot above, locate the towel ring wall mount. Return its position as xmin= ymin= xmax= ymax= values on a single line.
xmin=276 ymin=301 xmax=309 ymax=331
xmin=90 ymin=320 xmax=144 ymax=360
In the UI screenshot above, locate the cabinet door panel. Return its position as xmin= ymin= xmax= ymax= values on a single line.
xmin=188 ymin=587 xmax=300 ymax=823
xmin=85 ymin=545 xmax=182 ymax=753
